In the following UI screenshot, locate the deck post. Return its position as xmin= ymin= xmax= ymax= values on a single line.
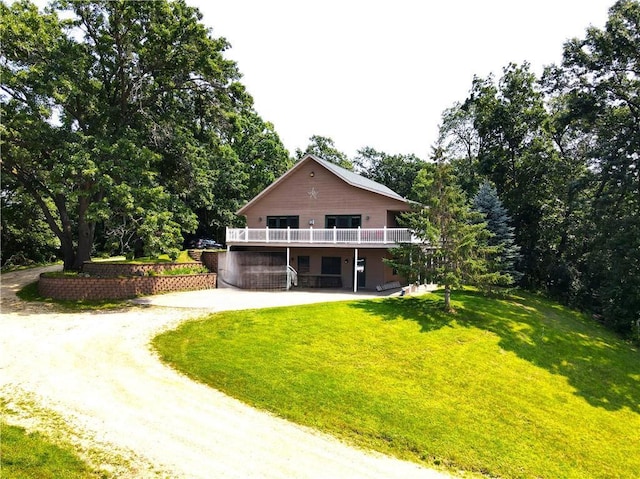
xmin=286 ymin=247 xmax=290 ymax=290
xmin=353 ymin=248 xmax=359 ymax=293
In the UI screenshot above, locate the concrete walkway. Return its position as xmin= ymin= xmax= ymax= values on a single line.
xmin=132 ymin=285 xmax=400 ymax=310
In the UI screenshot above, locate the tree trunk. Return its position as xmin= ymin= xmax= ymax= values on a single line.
xmin=444 ymin=284 xmax=452 ymax=311
xmin=72 ymin=196 xmax=95 ymax=270
xmin=73 ymin=222 xmax=94 ymax=270
xmin=60 ymin=234 xmax=76 ymax=271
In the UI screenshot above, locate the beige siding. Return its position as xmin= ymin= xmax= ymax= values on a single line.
xmin=232 ymin=156 xmax=412 ymax=290
xmin=242 ymin=162 xmax=410 ymax=229
xmin=291 ymin=247 xmax=402 ymax=290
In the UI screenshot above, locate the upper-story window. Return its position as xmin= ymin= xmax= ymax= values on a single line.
xmin=325 ymin=215 xmax=361 ymax=228
xmin=267 ymin=216 xmax=299 ymax=229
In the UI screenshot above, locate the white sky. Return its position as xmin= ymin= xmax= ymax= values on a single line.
xmin=193 ymin=0 xmax=613 ymax=159
xmin=26 ymin=0 xmax=613 ymax=159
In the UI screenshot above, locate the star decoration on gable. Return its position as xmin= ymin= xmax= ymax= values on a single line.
xmin=308 ymin=187 xmax=319 ymax=200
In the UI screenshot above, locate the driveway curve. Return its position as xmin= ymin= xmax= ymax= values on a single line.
xmin=1 ymin=267 xmax=453 ymax=478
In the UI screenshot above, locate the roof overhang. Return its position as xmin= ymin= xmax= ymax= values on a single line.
xmin=236 ymin=154 xmax=411 ymax=216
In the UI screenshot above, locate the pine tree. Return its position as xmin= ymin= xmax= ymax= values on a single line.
xmin=472 ymin=181 xmax=522 ymax=286
xmin=389 ymin=163 xmax=499 ymax=311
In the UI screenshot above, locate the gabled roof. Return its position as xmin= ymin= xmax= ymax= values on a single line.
xmin=237 ymin=154 xmax=408 ymax=215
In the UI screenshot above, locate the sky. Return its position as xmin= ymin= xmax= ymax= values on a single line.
xmin=192 ymin=0 xmax=613 ymax=159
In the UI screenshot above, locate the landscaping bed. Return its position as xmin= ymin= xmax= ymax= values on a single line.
xmin=37 ymin=260 xmax=216 ymax=301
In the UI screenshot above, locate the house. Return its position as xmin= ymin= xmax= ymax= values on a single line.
xmin=223 ymin=154 xmax=418 ymax=291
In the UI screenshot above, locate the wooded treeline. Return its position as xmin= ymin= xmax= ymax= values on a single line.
xmin=438 ymin=0 xmax=639 ymax=337
xmin=2 ymin=1 xmax=638 ymax=336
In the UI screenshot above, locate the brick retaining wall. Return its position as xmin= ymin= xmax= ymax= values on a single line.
xmin=82 ymin=261 xmax=205 ymax=277
xmin=39 ymin=273 xmax=217 ymax=301
xmin=201 ymin=251 xmax=219 ymax=273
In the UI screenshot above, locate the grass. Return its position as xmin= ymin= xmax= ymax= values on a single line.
xmin=1 ymin=422 xmax=104 ymax=479
xmin=0 ymin=261 xmax=63 ymax=274
xmin=109 ymin=251 xmax=194 ymax=264
xmin=1 ymin=392 xmax=166 ymax=478
xmin=153 ymin=290 xmax=640 ymax=479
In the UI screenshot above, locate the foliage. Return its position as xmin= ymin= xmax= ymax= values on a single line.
xmin=462 ymin=63 xmax=569 ymax=289
xmin=0 ymin=0 xmax=289 ymax=269
xmin=107 ymin=250 xmax=193 ymax=264
xmin=149 ymin=265 xmax=209 ymax=276
xmin=435 ymin=102 xmax=481 ymax=197
xmin=1 ymin=180 xmax=60 ymax=267
xmin=295 ymin=135 xmax=354 ymax=170
xmin=472 ymin=180 xmax=522 ymax=286
xmin=154 ymin=292 xmax=640 ymax=479
xmin=392 ymin=162 xmax=498 ymax=310
xmin=541 ymin=0 xmax=640 ymax=335
xmin=433 ymin=2 xmax=640 ymax=336
xmin=353 ymin=147 xmax=425 ymax=200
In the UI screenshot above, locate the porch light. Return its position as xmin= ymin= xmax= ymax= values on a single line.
xmin=309 ymin=171 xmax=315 ymax=177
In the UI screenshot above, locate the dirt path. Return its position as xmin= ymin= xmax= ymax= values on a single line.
xmin=0 ymin=267 xmax=453 ymax=478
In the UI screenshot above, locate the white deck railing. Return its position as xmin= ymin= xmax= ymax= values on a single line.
xmin=226 ymin=227 xmax=419 ymax=246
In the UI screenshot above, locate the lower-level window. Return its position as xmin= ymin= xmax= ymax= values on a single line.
xmin=321 ymin=256 xmax=341 ymax=275
xmin=298 ymin=255 xmax=310 ymax=273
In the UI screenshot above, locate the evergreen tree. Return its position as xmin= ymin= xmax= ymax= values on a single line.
xmin=390 ymin=163 xmax=499 ymax=311
xmin=472 ymin=181 xmax=522 ymax=286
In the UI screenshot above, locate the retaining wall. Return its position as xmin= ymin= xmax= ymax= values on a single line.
xmin=82 ymin=261 xmax=205 ymax=277
xmin=201 ymin=251 xmax=219 ymax=273
xmin=39 ymin=273 xmax=217 ymax=301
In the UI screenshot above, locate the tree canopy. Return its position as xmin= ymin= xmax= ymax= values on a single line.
xmin=1 ymin=0 xmax=290 ymax=268
xmin=435 ymin=0 xmax=640 ymax=336
xmin=353 ymin=147 xmax=425 ymax=200
xmin=295 ymin=135 xmax=354 ymax=170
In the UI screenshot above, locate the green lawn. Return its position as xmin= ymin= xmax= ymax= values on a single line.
xmin=1 ymin=422 xmax=101 ymax=479
xmin=154 ymin=290 xmax=640 ymax=479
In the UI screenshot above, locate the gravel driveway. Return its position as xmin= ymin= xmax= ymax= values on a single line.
xmin=1 ymin=267 xmax=452 ymax=478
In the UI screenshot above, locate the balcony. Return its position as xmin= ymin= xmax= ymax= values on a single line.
xmin=226 ymin=227 xmax=419 ymax=247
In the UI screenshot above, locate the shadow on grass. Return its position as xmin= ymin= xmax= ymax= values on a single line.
xmin=350 ymin=290 xmax=640 ymax=414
